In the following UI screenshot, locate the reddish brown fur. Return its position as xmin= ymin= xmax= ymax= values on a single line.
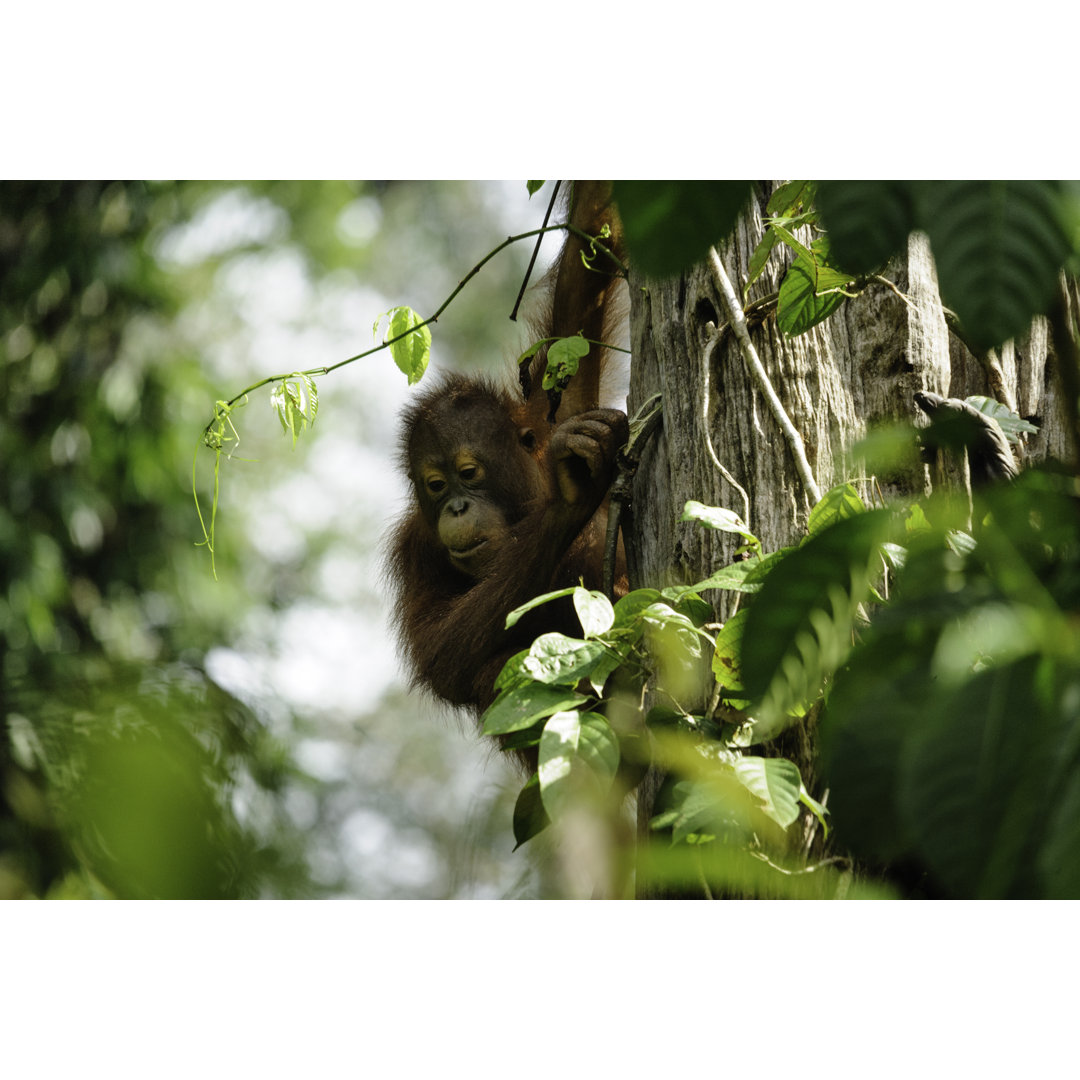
xmin=386 ymin=183 xmax=627 ymax=762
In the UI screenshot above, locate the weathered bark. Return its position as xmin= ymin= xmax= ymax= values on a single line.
xmin=625 ymin=182 xmax=1071 ymax=890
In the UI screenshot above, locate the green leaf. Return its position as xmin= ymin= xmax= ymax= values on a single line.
xmin=516 ymin=338 xmax=548 ymax=366
xmin=522 ymin=633 xmax=605 ymax=686
xmin=512 ymin=774 xmax=550 ymax=849
xmin=768 ymin=221 xmax=816 ymax=266
xmin=685 ymin=561 xmax=762 ymax=594
xmin=493 ymin=648 xmax=531 ymax=692
xmin=733 ymin=756 xmax=802 ymax=830
xmin=543 ymin=335 xmax=590 ymax=390
xmin=744 ymin=228 xmax=780 ymax=297
xmin=527 ymin=180 xmax=546 ymax=197
xmin=820 ymin=632 xmax=930 ymax=865
xmin=482 ymin=684 xmax=588 ymax=736
xmin=686 ymin=549 xmax=792 ymax=595
xmin=269 ymin=373 xmax=319 ymax=448
xmin=613 ymin=181 xmax=755 ymax=278
xmin=538 ymin=710 xmax=582 ymax=820
xmin=807 ymin=482 xmax=867 ymax=537
xmin=767 ymin=181 xmax=816 ymax=216
xmin=505 ymin=587 xmax=576 ymax=628
xmin=577 ymin=713 xmax=620 ymax=789
xmin=681 ymin=500 xmax=760 ymax=549
xmin=612 ymin=588 xmax=662 ymax=626
xmin=776 ymin=239 xmax=853 ymax=337
xmin=742 ymin=510 xmax=894 ymax=707
xmin=672 ymin=591 xmax=712 ymax=627
xmin=711 ymin=608 xmax=749 ymax=697
xmin=377 ymin=306 xmax=431 ymax=385
xmin=815 ymin=180 xmax=915 ymax=276
xmin=899 ymin=656 xmax=1060 ymax=898
xmin=798 ymin=783 xmax=829 ymax=837
xmin=587 ymin=647 xmax=624 ymax=698
xmin=915 ymin=180 xmax=1071 ymax=351
xmin=574 ymin=586 xmax=614 ymax=638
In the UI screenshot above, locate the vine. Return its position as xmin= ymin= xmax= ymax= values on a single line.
xmin=192 ymin=215 xmax=627 ymax=577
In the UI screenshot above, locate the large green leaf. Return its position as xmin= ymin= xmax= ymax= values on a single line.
xmin=573 ymin=587 xmax=615 ymax=638
xmin=820 ymin=632 xmax=936 ymax=865
xmin=536 ymin=710 xmax=619 ymax=823
xmin=776 ymin=238 xmax=853 ymax=336
xmin=521 ymin=633 xmax=605 ymax=686
xmin=733 ymin=756 xmax=802 ymax=830
xmin=482 ymin=684 xmax=588 ymax=736
xmin=916 ymin=180 xmax=1071 ymax=351
xmin=512 ymin=774 xmax=550 ymax=849
xmin=742 ymin=510 xmax=893 ymax=705
xmin=614 ymin=181 xmax=754 ymax=278
xmin=711 ymin=608 xmax=749 ymax=697
xmin=576 ymin=713 xmax=620 ymax=790
xmin=806 ymin=482 xmax=867 ymax=537
xmin=538 ymin=710 xmax=582 ymax=820
xmin=816 ymin=180 xmax=915 ymax=276
xmin=898 ymin=656 xmax=1060 ymax=898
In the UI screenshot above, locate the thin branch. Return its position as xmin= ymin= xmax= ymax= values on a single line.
xmin=871 ymin=273 xmax=918 ymax=313
xmin=749 ymin=851 xmax=851 ymax=877
xmin=201 ymin=221 xmax=587 ymax=438
xmin=702 ymin=322 xmax=752 ymax=529
xmin=510 ymin=181 xmax=561 ymax=322
xmin=707 ymin=246 xmax=822 ymax=505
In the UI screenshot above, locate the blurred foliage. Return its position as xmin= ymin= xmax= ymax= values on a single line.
xmin=0 ymin=181 xmax=312 ymax=896
xmin=1 ymin=180 xmax=551 ymax=899
xmin=821 ymin=469 xmax=1080 ymax=898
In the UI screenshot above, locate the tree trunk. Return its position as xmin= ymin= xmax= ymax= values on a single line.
xmin=625 ymin=181 xmax=1070 ymax=894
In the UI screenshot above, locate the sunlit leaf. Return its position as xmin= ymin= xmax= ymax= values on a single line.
xmin=505 ymin=587 xmax=576 ymax=628
xmin=776 ymin=238 xmax=853 ymax=337
xmin=681 ymin=500 xmax=760 ymax=549
xmin=577 ymin=713 xmax=620 ymax=789
xmin=269 ymin=373 xmax=318 ymax=448
xmin=733 ymin=756 xmax=802 ymax=830
xmin=711 ymin=608 xmax=747 ymax=689
xmin=767 ymin=181 xmax=816 ymax=216
xmin=482 ymin=685 xmax=588 ymax=736
xmin=538 ymin=710 xmax=582 ymax=820
xmin=807 ymin=483 xmax=867 ymax=537
xmin=543 ymin=334 xmax=590 ymax=390
xmin=522 ymin=633 xmax=605 ymax=686
xmin=377 ymin=305 xmax=431 ymax=385
xmin=798 ymin=783 xmax=829 ymax=837
xmin=613 ymin=588 xmax=663 ymax=626
xmin=574 ymin=586 xmax=614 ymax=638
xmin=745 ymin=228 xmax=780 ymax=297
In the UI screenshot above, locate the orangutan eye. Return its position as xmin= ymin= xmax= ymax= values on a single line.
xmin=427 ymin=477 xmax=446 ymax=495
xmin=459 ymin=465 xmax=479 ymax=482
